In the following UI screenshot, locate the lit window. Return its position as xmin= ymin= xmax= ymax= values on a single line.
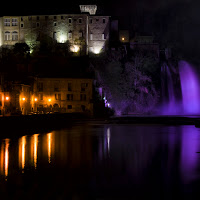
xmin=53 ymin=32 xmax=57 ymax=40
xmin=12 ymin=31 xmax=18 ymax=41
xmin=102 ymin=33 xmax=106 ymax=40
xmin=12 ymin=18 xmax=18 ymax=26
xmin=4 ymin=18 xmax=10 ymax=26
xmin=4 ymin=31 xmax=10 ymax=41
xmin=90 ymin=34 xmax=93 ymax=40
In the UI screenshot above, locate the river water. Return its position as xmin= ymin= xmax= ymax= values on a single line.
xmin=0 ymin=121 xmax=200 ymax=199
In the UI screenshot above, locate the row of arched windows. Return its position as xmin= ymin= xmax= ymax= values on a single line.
xmin=4 ymin=31 xmax=18 ymax=41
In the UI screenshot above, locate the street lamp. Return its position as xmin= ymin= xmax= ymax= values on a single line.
xmin=5 ymin=96 xmax=9 ymax=101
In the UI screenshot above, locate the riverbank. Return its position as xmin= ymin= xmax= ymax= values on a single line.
xmin=1 ymin=113 xmax=200 ymax=138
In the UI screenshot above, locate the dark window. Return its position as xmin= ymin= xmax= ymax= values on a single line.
xmin=38 ymin=82 xmax=43 ymax=92
xmin=80 ymin=94 xmax=86 ymax=101
xmin=68 ymin=105 xmax=72 ymax=109
xmin=68 ymin=83 xmax=72 ymax=91
xmin=89 ymin=19 xmax=92 ymax=24
xmin=21 ymin=17 xmax=23 ymax=21
xmin=54 ymin=82 xmax=60 ymax=92
xmin=55 ymin=94 xmax=61 ymax=100
xmin=78 ymin=18 xmax=82 ymax=23
xmin=81 ymin=83 xmax=88 ymax=92
xmin=54 ymin=22 xmax=57 ymax=26
xmin=21 ymin=23 xmax=24 ymax=28
xmin=54 ymin=16 xmax=57 ymax=20
xmin=67 ymin=94 xmax=73 ymax=101
xmin=96 ymin=18 xmax=99 ymax=22
xmin=28 ymin=16 xmax=32 ymax=21
xmin=103 ymin=18 xmax=106 ymax=23
xmin=68 ymin=18 xmax=72 ymax=24
xmin=36 ymin=22 xmax=40 ymax=27
xmin=45 ymin=16 xmax=48 ymax=20
xmin=37 ymin=16 xmax=40 ymax=20
xmin=61 ymin=16 xmax=64 ymax=20
xmin=81 ymin=105 xmax=85 ymax=111
xmin=39 ymin=93 xmax=43 ymax=100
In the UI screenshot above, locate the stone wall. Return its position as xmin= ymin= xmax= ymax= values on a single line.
xmin=0 ymin=12 xmax=110 ymax=55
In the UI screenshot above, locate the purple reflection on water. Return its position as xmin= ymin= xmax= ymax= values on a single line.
xmin=179 ymin=61 xmax=200 ymax=114
xmin=180 ymin=126 xmax=200 ymax=184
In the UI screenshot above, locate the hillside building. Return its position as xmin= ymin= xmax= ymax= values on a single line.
xmin=0 ymin=5 xmax=110 ymax=55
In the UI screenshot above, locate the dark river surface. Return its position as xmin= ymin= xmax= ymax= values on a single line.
xmin=0 ymin=121 xmax=200 ymax=199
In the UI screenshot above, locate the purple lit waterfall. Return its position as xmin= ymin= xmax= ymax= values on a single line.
xmin=160 ymin=60 xmax=200 ymax=115
xmin=161 ymin=62 xmax=178 ymax=114
xmin=179 ymin=60 xmax=200 ymax=114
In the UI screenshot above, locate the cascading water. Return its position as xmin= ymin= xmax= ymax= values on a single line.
xmin=161 ymin=62 xmax=178 ymax=114
xmin=160 ymin=60 xmax=200 ymax=115
xmin=179 ymin=60 xmax=200 ymax=114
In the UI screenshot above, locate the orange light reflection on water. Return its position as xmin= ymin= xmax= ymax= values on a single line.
xmin=47 ymin=133 xmax=52 ymax=163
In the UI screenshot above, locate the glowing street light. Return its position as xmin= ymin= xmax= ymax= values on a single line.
xmin=122 ymin=37 xmax=125 ymax=41
xmin=34 ymin=98 xmax=38 ymax=102
xmin=22 ymin=97 xmax=26 ymax=101
xmin=48 ymin=98 xmax=51 ymax=102
xmin=5 ymin=96 xmax=9 ymax=101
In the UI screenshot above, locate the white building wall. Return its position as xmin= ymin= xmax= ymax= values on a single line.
xmin=0 ymin=17 xmax=3 ymax=47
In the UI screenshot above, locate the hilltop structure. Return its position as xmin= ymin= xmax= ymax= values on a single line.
xmin=0 ymin=5 xmax=110 ymax=55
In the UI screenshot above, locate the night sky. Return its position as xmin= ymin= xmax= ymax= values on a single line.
xmin=1 ymin=0 xmax=200 ymax=62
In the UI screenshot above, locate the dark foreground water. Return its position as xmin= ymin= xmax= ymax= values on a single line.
xmin=0 ymin=122 xmax=200 ymax=199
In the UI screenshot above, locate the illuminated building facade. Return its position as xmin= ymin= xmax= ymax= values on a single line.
xmin=32 ymin=77 xmax=93 ymax=114
xmin=0 ymin=77 xmax=93 ymax=115
xmin=0 ymin=5 xmax=110 ymax=55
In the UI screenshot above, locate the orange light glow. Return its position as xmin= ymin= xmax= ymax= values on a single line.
xmin=19 ymin=136 xmax=26 ymax=172
xmin=5 ymin=139 xmax=9 ymax=178
xmin=48 ymin=98 xmax=51 ymax=102
xmin=34 ymin=98 xmax=38 ymax=102
xmin=122 ymin=37 xmax=125 ymax=41
xmin=47 ymin=133 xmax=52 ymax=163
xmin=5 ymin=96 xmax=9 ymax=101
xmin=22 ymin=97 xmax=26 ymax=101
xmin=33 ymin=134 xmax=39 ymax=169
